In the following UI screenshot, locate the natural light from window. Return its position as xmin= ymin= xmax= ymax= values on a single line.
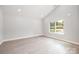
xmin=50 ymin=20 xmax=64 ymax=34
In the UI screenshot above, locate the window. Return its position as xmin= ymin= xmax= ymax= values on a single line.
xmin=50 ymin=20 xmax=64 ymax=33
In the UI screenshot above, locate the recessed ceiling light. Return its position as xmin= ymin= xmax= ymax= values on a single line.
xmin=17 ymin=9 xmax=22 ymax=12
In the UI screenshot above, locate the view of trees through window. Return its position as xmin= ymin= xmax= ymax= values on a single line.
xmin=50 ymin=20 xmax=64 ymax=33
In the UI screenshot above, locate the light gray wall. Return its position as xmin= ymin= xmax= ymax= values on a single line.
xmin=4 ymin=16 xmax=43 ymax=39
xmin=0 ymin=8 xmax=3 ymax=40
xmin=64 ymin=6 xmax=79 ymax=43
xmin=43 ymin=5 xmax=79 ymax=44
xmin=2 ymin=5 xmax=54 ymax=40
xmin=3 ymin=6 xmax=46 ymax=39
xmin=1 ymin=5 xmax=79 ymax=44
xmin=43 ymin=6 xmax=64 ymax=39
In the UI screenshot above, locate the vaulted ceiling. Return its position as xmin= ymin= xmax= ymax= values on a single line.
xmin=1 ymin=5 xmax=56 ymax=19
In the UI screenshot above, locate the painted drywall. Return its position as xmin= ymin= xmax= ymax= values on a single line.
xmin=3 ymin=6 xmax=41 ymax=39
xmin=2 ymin=5 xmax=54 ymax=40
xmin=43 ymin=5 xmax=79 ymax=44
xmin=0 ymin=8 xmax=3 ymax=40
xmin=43 ymin=6 xmax=64 ymax=40
xmin=64 ymin=6 xmax=79 ymax=44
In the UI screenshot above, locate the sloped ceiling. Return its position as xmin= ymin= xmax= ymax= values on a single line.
xmin=1 ymin=5 xmax=56 ymax=19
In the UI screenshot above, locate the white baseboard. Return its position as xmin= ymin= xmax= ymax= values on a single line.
xmin=0 ymin=40 xmax=3 ymax=45
xmin=59 ymin=38 xmax=79 ymax=45
xmin=0 ymin=36 xmax=3 ymax=45
xmin=0 ymin=34 xmax=43 ymax=45
xmin=1 ymin=34 xmax=79 ymax=46
xmin=44 ymin=35 xmax=79 ymax=45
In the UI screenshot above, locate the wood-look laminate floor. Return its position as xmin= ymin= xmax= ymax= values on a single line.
xmin=0 ymin=36 xmax=79 ymax=54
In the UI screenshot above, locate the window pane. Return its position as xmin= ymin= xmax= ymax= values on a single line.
xmin=56 ymin=27 xmax=63 ymax=29
xmin=50 ymin=22 xmax=55 ymax=32
xmin=50 ymin=20 xmax=64 ymax=33
xmin=50 ymin=22 xmax=55 ymax=26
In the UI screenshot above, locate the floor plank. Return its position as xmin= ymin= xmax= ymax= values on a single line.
xmin=0 ymin=36 xmax=79 ymax=54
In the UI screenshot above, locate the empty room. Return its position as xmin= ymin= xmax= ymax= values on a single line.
xmin=0 ymin=5 xmax=79 ymax=54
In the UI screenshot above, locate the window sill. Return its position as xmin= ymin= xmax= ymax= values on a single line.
xmin=50 ymin=32 xmax=64 ymax=35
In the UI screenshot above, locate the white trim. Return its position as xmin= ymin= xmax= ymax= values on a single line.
xmin=50 ymin=32 xmax=64 ymax=35
xmin=54 ymin=32 xmax=64 ymax=35
xmin=0 ymin=40 xmax=3 ymax=45
xmin=1 ymin=34 xmax=79 ymax=46
xmin=0 ymin=34 xmax=43 ymax=45
xmin=44 ymin=35 xmax=79 ymax=45
xmin=60 ymin=38 xmax=79 ymax=45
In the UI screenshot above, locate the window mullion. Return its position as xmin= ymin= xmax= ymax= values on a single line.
xmin=55 ymin=22 xmax=56 ymax=32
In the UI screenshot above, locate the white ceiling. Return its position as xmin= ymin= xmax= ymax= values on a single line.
xmin=1 ymin=5 xmax=56 ymax=19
